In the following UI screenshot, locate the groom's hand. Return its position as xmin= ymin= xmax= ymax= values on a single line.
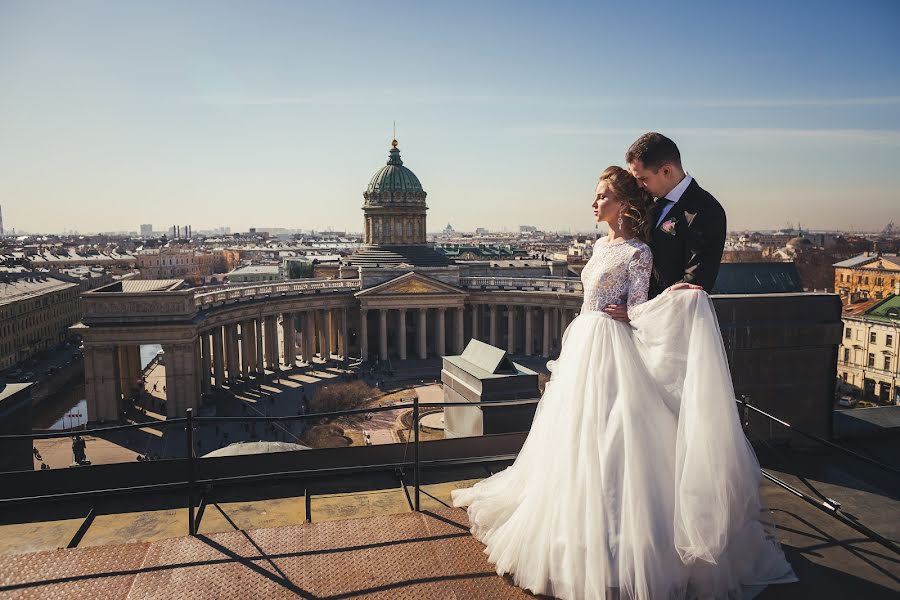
xmin=602 ymin=304 xmax=630 ymax=322
xmin=664 ymin=283 xmax=704 ymax=294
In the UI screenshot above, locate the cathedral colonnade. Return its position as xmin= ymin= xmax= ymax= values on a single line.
xmin=78 ymin=285 xmax=581 ymax=421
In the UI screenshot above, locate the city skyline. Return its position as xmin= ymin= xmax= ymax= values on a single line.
xmin=2 ymin=1 xmax=899 ymax=234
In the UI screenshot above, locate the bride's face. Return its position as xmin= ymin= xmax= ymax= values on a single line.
xmin=592 ymin=180 xmax=623 ymax=225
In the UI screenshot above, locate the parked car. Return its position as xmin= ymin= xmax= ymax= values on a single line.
xmin=837 ymin=396 xmax=858 ymax=408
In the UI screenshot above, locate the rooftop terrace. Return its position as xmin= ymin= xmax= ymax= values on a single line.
xmin=0 ymin=440 xmax=897 ymax=599
xmin=0 ymin=292 xmax=897 ymax=598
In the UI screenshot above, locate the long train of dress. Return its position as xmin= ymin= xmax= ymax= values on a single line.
xmin=451 ymin=290 xmax=796 ymax=600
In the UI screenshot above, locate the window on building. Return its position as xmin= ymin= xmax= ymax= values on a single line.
xmin=843 ymin=348 xmax=850 ymax=362
xmin=888 ymin=335 xmax=894 ymax=347
xmin=845 ymin=327 xmax=851 ymax=339
xmin=842 ymin=372 xmax=848 ymax=381
xmin=868 ymin=353 xmax=875 ymax=367
xmin=885 ymin=356 xmax=891 ymax=371
xmin=870 ymin=332 xmax=877 ymax=344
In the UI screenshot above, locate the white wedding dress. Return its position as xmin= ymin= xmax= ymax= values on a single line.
xmin=451 ymin=237 xmax=796 ymax=600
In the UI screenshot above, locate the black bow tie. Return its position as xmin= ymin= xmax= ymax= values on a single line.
xmin=656 ymin=197 xmax=674 ymax=206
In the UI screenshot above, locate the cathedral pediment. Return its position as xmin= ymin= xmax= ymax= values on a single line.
xmin=355 ymin=272 xmax=464 ymax=297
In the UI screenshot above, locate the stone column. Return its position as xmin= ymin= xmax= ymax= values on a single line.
xmin=116 ymin=346 xmax=129 ymax=400
xmin=359 ymin=308 xmax=369 ymax=361
xmin=333 ymin=310 xmax=340 ymax=357
xmin=525 ymin=307 xmax=534 ymax=356
xmin=456 ymin=307 xmax=465 ymax=354
xmin=164 ymin=342 xmax=200 ymax=417
xmin=213 ymin=327 xmax=226 ymax=386
xmin=255 ymin=318 xmax=265 ymax=375
xmin=341 ymin=308 xmax=349 ymax=362
xmin=321 ymin=308 xmax=331 ymax=362
xmin=283 ymin=313 xmax=296 ymax=368
xmin=542 ymin=308 xmax=551 ymax=357
xmin=265 ymin=315 xmax=278 ymax=370
xmin=418 ymin=308 xmax=427 ymax=359
xmin=226 ymin=323 xmax=239 ymax=381
xmin=240 ymin=321 xmax=252 ymax=377
xmin=85 ymin=346 xmax=119 ymax=422
xmin=398 ymin=308 xmax=407 ymax=360
xmin=379 ymin=308 xmax=388 ymax=361
xmin=200 ymin=333 xmax=211 ymax=394
xmin=436 ymin=308 xmax=446 ymax=357
xmin=304 ymin=310 xmax=315 ymax=364
xmin=118 ymin=345 xmax=141 ymax=399
xmin=489 ymin=305 xmax=498 ymax=347
xmin=470 ymin=304 xmax=479 ymax=341
xmin=507 ymin=306 xmax=516 ymax=354
xmin=163 ymin=344 xmax=180 ymax=417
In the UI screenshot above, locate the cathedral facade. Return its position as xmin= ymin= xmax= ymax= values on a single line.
xmin=74 ymin=140 xmax=581 ymax=420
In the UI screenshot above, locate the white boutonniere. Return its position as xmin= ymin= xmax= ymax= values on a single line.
xmin=660 ymin=218 xmax=677 ymax=236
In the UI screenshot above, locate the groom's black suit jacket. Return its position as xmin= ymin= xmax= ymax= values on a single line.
xmin=648 ymin=178 xmax=726 ymax=299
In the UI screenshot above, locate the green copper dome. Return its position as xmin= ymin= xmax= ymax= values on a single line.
xmin=364 ymin=141 xmax=427 ymax=203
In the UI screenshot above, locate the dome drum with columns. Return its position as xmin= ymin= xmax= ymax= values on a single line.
xmin=348 ymin=140 xmax=450 ymax=267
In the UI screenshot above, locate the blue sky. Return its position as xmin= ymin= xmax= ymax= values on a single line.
xmin=1 ymin=0 xmax=898 ymax=234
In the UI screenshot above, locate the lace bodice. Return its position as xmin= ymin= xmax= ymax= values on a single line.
xmin=580 ymin=237 xmax=652 ymax=318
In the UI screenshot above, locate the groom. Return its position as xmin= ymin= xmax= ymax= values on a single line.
xmin=603 ymin=132 xmax=726 ymax=320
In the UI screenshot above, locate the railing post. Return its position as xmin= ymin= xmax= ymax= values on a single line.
xmin=186 ymin=408 xmax=196 ymax=536
xmin=413 ymin=395 xmax=420 ymax=512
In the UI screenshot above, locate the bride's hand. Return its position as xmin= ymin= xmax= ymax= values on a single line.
xmin=663 ymin=283 xmax=704 ymax=294
xmin=601 ymin=304 xmax=630 ymax=322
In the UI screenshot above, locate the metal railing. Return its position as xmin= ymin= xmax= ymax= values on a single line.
xmin=0 ymin=397 xmax=538 ymax=535
xmin=1 ymin=394 xmax=896 ymax=556
xmin=736 ymin=395 xmax=899 ymax=555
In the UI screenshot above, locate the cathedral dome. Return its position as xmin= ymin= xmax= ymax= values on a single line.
xmin=364 ymin=140 xmax=426 ymax=203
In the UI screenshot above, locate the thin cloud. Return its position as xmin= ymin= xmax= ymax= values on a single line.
xmin=182 ymin=92 xmax=900 ymax=109
xmin=635 ymin=96 xmax=900 ymax=108
xmin=511 ymin=126 xmax=900 ymax=145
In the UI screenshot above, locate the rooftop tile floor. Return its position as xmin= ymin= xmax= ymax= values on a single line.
xmin=0 ymin=448 xmax=897 ymax=598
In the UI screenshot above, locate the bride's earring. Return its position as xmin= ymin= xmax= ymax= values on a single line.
xmin=617 ymin=213 xmax=624 ymax=229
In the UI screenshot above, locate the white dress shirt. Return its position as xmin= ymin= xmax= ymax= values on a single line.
xmin=656 ymin=172 xmax=692 ymax=227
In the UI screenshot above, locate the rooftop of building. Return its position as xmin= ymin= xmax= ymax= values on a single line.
xmin=0 ymin=439 xmax=896 ymax=599
xmin=228 ymin=265 xmax=282 ymax=275
xmin=862 ymin=294 xmax=900 ymax=324
xmin=92 ymin=279 xmax=186 ymax=293
xmin=0 ymin=275 xmax=77 ymax=304
xmin=27 ymin=249 xmax=135 ymax=262
xmin=834 ymin=252 xmax=900 ymax=269
xmin=842 ymin=297 xmax=884 ymax=317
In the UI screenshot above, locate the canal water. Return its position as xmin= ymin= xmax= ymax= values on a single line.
xmin=33 ymin=344 xmax=162 ymax=430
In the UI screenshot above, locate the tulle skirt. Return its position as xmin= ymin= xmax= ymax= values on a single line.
xmin=451 ymin=290 xmax=796 ymax=600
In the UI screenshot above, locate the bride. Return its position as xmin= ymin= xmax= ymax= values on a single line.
xmin=451 ymin=166 xmax=796 ymax=599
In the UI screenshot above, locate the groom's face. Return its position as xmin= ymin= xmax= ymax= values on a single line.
xmin=628 ymin=160 xmax=671 ymax=199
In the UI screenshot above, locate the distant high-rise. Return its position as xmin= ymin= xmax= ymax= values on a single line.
xmin=0 ymin=205 xmax=4 ymax=236
xmin=140 ymin=224 xmax=153 ymax=237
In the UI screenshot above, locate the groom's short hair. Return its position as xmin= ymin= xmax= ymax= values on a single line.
xmin=626 ymin=133 xmax=682 ymax=172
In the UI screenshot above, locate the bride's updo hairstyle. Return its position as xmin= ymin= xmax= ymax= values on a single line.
xmin=599 ymin=166 xmax=654 ymax=243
